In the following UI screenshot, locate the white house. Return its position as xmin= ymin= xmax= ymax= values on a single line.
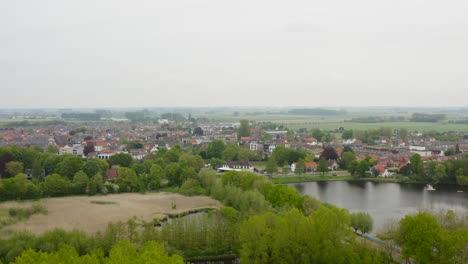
xmin=268 ymin=145 xmax=276 ymax=153
xmin=250 ymin=142 xmax=259 ymax=151
xmin=59 ymin=144 xmax=84 ymax=156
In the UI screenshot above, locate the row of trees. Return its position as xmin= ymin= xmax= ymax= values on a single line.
xmin=401 ymin=153 xmax=468 ymax=184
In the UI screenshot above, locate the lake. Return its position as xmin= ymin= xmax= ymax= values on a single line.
xmin=290 ymin=181 xmax=468 ymax=234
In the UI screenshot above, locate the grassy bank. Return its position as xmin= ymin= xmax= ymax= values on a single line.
xmin=271 ymin=176 xmax=354 ymax=184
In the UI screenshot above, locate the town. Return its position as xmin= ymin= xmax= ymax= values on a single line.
xmin=1 ymin=108 xmax=468 ymax=186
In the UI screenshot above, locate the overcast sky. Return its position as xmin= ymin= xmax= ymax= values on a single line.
xmin=1 ymin=0 xmax=467 ymax=108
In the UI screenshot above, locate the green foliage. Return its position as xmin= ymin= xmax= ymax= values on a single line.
xmin=55 ymin=155 xmax=83 ymax=178
xmin=198 ymin=168 xmax=217 ymax=192
xmin=294 ymin=159 xmax=306 ymax=175
xmin=410 ymin=153 xmax=424 ymax=176
xmin=0 ymin=174 xmax=41 ymax=201
xmin=72 ymin=171 xmax=89 ymax=195
xmin=109 ymin=153 xmax=133 ymax=167
xmin=116 ymin=167 xmax=139 ymax=192
xmin=350 ymin=212 xmax=373 ymax=234
xmin=349 ymin=160 xmax=370 ymax=178
xmin=237 ymin=120 xmax=251 ymax=140
xmin=8 ymin=204 xmax=47 ymax=220
xmin=147 ymin=164 xmax=163 ymax=190
xmin=264 ymin=184 xmax=303 ymax=209
xmin=87 ymin=174 xmax=104 ymax=195
xmin=43 ymin=174 xmax=70 ymax=197
xmin=342 ymin=129 xmax=354 ymax=139
xmin=301 ymin=195 xmax=321 ymax=216
xmin=271 ymin=146 xmax=306 ymax=166
xmin=222 ymin=142 xmax=240 ymax=161
xmin=220 ymin=171 xmax=263 ymax=191
xmin=265 ymin=156 xmax=277 ymax=175
xmin=456 ymin=175 xmax=468 ymax=185
xmin=207 ymin=140 xmax=225 ymax=159
xmin=178 ymin=179 xmax=206 ymax=196
xmin=10 ymin=240 xmax=183 ymax=264
xmin=83 ymin=159 xmax=108 ymax=178
xmin=317 ymin=157 xmax=329 ymax=175
xmin=240 ymin=206 xmax=375 ymax=264
xmin=397 ymin=211 xmax=468 ymax=264
xmin=340 ymin=151 xmax=356 ymax=170
xmin=5 ymin=162 xmax=24 ymax=178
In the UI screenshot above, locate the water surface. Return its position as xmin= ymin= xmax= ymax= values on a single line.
xmin=290 ymin=181 xmax=467 ymax=234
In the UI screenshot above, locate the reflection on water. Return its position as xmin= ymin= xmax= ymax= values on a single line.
xmin=290 ymin=182 xmax=468 ymax=234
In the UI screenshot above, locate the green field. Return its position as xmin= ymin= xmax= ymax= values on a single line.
xmin=197 ymin=112 xmax=468 ymax=132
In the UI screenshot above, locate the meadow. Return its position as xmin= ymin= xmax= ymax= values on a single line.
xmin=0 ymin=193 xmax=220 ymax=236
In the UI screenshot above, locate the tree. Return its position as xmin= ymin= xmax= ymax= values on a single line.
xmin=301 ymin=195 xmax=321 ymax=216
xmin=317 ymin=158 xmax=328 ymax=175
xmin=148 ymin=164 xmax=163 ymax=190
xmin=46 ymin=145 xmax=58 ymax=154
xmin=321 ymin=146 xmax=338 ymax=160
xmin=237 ymin=120 xmax=251 ymax=140
xmin=165 ymin=163 xmax=183 ymax=187
xmin=265 ymin=156 xmax=278 ymax=176
xmin=355 ymin=160 xmax=370 ymax=178
xmin=87 ymin=174 xmax=104 ymax=195
xmin=398 ymin=212 xmax=442 ymax=263
xmin=432 ymin=164 xmax=447 ymax=184
xmin=342 ymin=129 xmax=354 ymax=140
xmin=410 ymin=154 xmax=424 ymax=176
xmin=116 ymin=167 xmax=139 ymax=192
xmin=193 ymin=127 xmax=204 ymax=136
xmin=350 ymin=212 xmax=373 ymax=234
xmin=125 ymin=111 xmax=145 ymax=122
xmin=56 ymin=155 xmax=83 ymax=178
xmin=222 ymin=142 xmax=240 ymax=161
xmin=207 ymin=140 xmax=225 ymax=159
xmin=127 ymin=140 xmax=144 ymax=150
xmin=311 ymin=129 xmax=325 ymax=142
xmin=295 ymin=159 xmax=306 ymax=176
xmin=5 ymin=161 xmax=24 ymax=177
xmin=72 ymin=171 xmax=89 ymax=195
xmin=109 ymin=153 xmax=133 ymax=167
xmin=83 ymin=143 xmax=95 ymax=157
xmin=43 ymin=174 xmax=70 ymax=197
xmin=340 ymin=152 xmax=356 ymax=170
xmin=83 ymin=158 xmax=107 ymax=178
xmin=399 ymin=128 xmax=408 ymax=140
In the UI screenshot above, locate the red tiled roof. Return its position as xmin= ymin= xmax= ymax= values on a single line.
xmin=105 ymin=169 xmax=118 ymax=180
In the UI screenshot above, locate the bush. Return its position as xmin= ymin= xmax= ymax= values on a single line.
xmin=8 ymin=203 xmax=47 ymax=220
xmin=178 ymin=179 xmax=207 ymax=196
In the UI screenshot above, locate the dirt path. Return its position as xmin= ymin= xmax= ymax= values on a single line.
xmin=0 ymin=193 xmax=221 ymax=235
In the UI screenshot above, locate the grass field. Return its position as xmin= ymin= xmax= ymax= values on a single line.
xmin=0 ymin=193 xmax=220 ymax=236
xmin=196 ymin=112 xmax=468 ymax=132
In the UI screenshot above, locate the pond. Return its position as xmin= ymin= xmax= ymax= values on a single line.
xmin=290 ymin=181 xmax=468 ymax=234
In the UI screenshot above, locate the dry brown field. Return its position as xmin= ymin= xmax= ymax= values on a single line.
xmin=0 ymin=193 xmax=220 ymax=235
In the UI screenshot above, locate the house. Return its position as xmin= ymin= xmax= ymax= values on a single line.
xmin=268 ymin=144 xmax=276 ymax=153
xmin=59 ymin=144 xmax=84 ymax=156
xmin=105 ymin=168 xmax=118 ymax=181
xmin=305 ymin=161 xmax=317 ymax=172
xmin=372 ymin=164 xmax=390 ymax=177
xmin=291 ymin=161 xmax=317 ymax=172
xmin=250 ymin=141 xmax=259 ymax=151
xmin=328 ymin=160 xmax=339 ymax=171
xmin=218 ymin=160 xmax=254 ymax=172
